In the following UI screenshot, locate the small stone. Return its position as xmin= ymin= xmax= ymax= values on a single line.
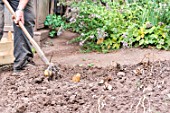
xmin=167 ymin=94 xmax=170 ymax=99
xmin=16 ymin=105 xmax=27 ymax=113
xmin=111 ymin=96 xmax=116 ymax=100
xmin=69 ymin=95 xmax=77 ymax=103
xmin=157 ymin=85 xmax=162 ymax=89
xmin=117 ymin=72 xmax=125 ymax=76
xmin=46 ymin=89 xmax=53 ymax=94
xmin=104 ymin=82 xmax=113 ymax=90
xmin=107 ymin=84 xmax=113 ymax=90
xmin=111 ymin=61 xmax=123 ymax=70
xmin=21 ymin=97 xmax=29 ymax=103
xmin=51 ymin=101 xmax=56 ymax=105
xmin=92 ymin=95 xmax=97 ymax=99
xmin=98 ymin=80 xmax=104 ymax=86
xmin=88 ymin=83 xmax=94 ymax=87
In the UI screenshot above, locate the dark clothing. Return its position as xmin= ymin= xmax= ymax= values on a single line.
xmin=0 ymin=0 xmax=35 ymax=70
xmin=0 ymin=1 xmax=4 ymax=40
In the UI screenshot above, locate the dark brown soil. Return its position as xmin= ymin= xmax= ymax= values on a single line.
xmin=1 ymin=60 xmax=170 ymax=113
xmin=1 ymin=31 xmax=170 ymax=113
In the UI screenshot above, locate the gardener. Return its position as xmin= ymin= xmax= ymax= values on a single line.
xmin=0 ymin=0 xmax=35 ymax=75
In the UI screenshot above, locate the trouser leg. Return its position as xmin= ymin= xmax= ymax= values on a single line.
xmin=0 ymin=0 xmax=4 ymax=40
xmin=8 ymin=0 xmax=35 ymax=70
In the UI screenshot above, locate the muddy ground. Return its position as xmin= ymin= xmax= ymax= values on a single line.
xmin=1 ymin=31 xmax=170 ymax=113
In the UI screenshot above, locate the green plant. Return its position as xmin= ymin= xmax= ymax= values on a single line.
xmin=66 ymin=0 xmax=170 ymax=52
xmin=122 ymin=22 xmax=170 ymax=50
xmin=45 ymin=0 xmax=170 ymax=52
xmin=44 ymin=14 xmax=68 ymax=37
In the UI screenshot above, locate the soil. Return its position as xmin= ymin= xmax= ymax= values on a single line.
xmin=1 ymin=31 xmax=170 ymax=113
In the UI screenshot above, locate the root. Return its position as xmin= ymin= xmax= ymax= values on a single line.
xmin=150 ymin=63 xmax=154 ymax=76
xmin=157 ymin=59 xmax=164 ymax=77
xmin=148 ymin=97 xmax=152 ymax=113
xmin=135 ymin=97 xmax=142 ymax=113
xmin=134 ymin=94 xmax=152 ymax=113
xmin=97 ymin=95 xmax=104 ymax=113
xmin=142 ymin=95 xmax=146 ymax=113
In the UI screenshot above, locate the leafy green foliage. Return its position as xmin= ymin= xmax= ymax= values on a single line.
xmin=44 ymin=15 xmax=68 ymax=37
xmin=45 ymin=0 xmax=170 ymax=52
xmin=67 ymin=0 xmax=170 ymax=52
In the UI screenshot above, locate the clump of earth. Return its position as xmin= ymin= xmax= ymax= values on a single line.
xmin=0 ymin=60 xmax=170 ymax=113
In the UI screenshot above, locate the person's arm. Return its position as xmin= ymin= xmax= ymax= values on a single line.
xmin=14 ymin=0 xmax=29 ymax=24
xmin=17 ymin=0 xmax=29 ymax=11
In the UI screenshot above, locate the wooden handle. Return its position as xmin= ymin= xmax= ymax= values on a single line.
xmin=2 ymin=0 xmax=50 ymax=65
xmin=8 ymin=31 xmax=13 ymax=41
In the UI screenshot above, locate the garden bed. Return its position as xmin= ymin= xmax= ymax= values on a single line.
xmin=0 ymin=60 xmax=170 ymax=113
